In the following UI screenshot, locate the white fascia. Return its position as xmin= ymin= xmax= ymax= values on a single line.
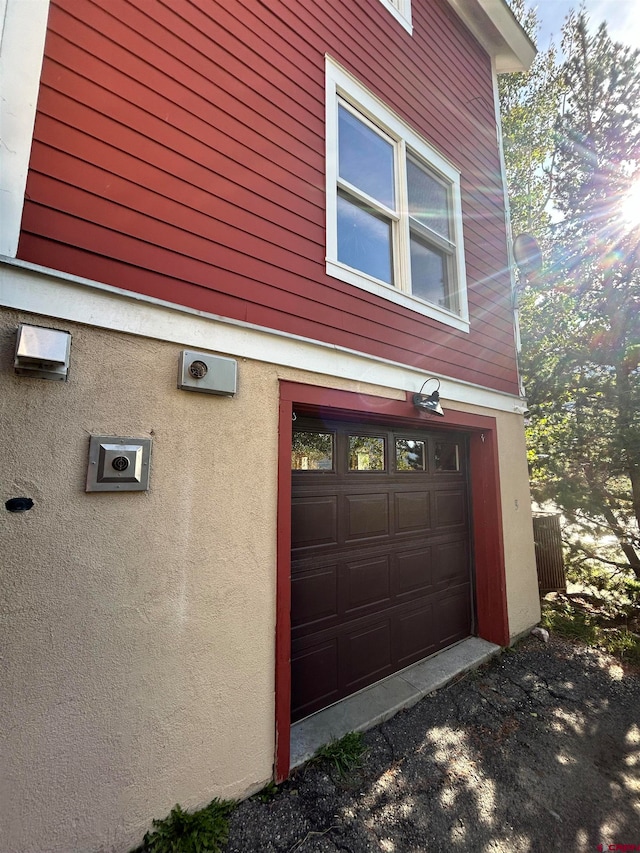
xmin=490 ymin=64 xmax=520 ymax=347
xmin=444 ymin=0 xmax=535 ymax=73
xmin=0 ymin=0 xmax=51 ymax=258
xmin=1 ymin=256 xmax=526 ymax=414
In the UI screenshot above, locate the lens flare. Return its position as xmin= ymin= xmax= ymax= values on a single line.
xmin=620 ymin=179 xmax=640 ymax=229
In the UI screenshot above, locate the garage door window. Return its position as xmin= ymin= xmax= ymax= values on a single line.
xmin=435 ymin=442 xmax=460 ymax=471
xmin=292 ymin=432 xmax=334 ymax=470
xmin=395 ymin=439 xmax=426 ymax=471
xmin=348 ymin=435 xmax=385 ymax=471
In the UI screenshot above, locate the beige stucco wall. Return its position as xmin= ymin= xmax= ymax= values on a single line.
xmin=0 ymin=307 xmax=538 ymax=853
xmin=1 ymin=309 xmax=282 ymax=853
xmin=494 ymin=411 xmax=542 ymax=637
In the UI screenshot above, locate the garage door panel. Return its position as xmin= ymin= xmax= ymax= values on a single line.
xmin=436 ymin=589 xmax=472 ymax=647
xmin=291 ymin=495 xmax=338 ymax=549
xmin=432 ymin=540 xmax=470 ymax=587
xmin=395 ymin=490 xmax=430 ymax=532
xmin=291 ymin=639 xmax=340 ymax=719
xmin=394 ymin=546 xmax=433 ymax=597
xmin=343 ymin=619 xmax=393 ymax=692
xmin=291 ymin=420 xmax=473 ymax=722
xmin=344 ymin=493 xmax=389 ymax=541
xmin=396 ymin=601 xmax=436 ymax=666
xmin=344 ymin=555 xmax=391 ymax=615
xmin=291 ymin=565 xmax=338 ymax=628
xmin=434 ymin=490 xmax=466 ymax=528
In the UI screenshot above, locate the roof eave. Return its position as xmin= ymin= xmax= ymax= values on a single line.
xmin=443 ymin=0 xmax=536 ymax=73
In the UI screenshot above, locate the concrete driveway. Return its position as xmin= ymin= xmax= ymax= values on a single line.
xmin=225 ymin=636 xmax=640 ymax=853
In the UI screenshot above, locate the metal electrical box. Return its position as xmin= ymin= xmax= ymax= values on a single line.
xmin=86 ymin=436 xmax=152 ymax=492
xmin=178 ymin=350 xmax=237 ymax=396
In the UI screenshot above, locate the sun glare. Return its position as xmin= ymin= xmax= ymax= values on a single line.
xmin=620 ymin=179 xmax=640 ymax=229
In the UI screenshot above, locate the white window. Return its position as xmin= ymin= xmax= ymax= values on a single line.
xmin=376 ymin=0 xmax=412 ymax=33
xmin=325 ymin=57 xmax=469 ymax=333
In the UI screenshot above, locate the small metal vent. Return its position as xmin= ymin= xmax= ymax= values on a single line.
xmin=111 ymin=456 xmax=130 ymax=472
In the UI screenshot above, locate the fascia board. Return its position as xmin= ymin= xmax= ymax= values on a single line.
xmin=444 ymin=0 xmax=536 ymax=73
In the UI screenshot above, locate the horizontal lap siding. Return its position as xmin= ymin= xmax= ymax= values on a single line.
xmin=18 ymin=0 xmax=519 ymax=394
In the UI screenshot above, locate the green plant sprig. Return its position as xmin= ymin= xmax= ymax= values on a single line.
xmin=130 ymin=798 xmax=236 ymax=853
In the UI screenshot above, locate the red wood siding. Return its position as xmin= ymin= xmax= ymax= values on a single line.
xmin=18 ymin=0 xmax=520 ymax=394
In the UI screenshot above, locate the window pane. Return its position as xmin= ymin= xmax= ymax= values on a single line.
xmin=338 ymin=193 xmax=393 ymax=284
xmin=410 ymin=233 xmax=450 ymax=308
xmin=339 ymin=105 xmax=395 ymax=209
xmin=292 ymin=432 xmax=333 ymax=470
xmin=396 ymin=439 xmax=425 ymax=471
xmin=435 ymin=442 xmax=459 ymax=471
xmin=348 ymin=435 xmax=385 ymax=471
xmin=407 ymin=158 xmax=450 ymax=239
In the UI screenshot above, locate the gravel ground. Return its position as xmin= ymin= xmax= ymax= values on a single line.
xmin=225 ymin=636 xmax=640 ymax=853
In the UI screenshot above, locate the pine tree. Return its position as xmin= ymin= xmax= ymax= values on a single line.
xmin=501 ymin=7 xmax=640 ymax=577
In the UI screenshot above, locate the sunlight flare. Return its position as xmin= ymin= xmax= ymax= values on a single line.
xmin=620 ymin=178 xmax=640 ymax=229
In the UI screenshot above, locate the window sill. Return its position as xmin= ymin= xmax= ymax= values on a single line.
xmin=326 ymin=259 xmax=470 ymax=333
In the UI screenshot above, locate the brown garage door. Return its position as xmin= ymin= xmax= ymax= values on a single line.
xmin=291 ymin=418 xmax=473 ymax=722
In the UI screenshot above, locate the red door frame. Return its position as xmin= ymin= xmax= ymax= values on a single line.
xmin=275 ymin=380 xmax=509 ymax=781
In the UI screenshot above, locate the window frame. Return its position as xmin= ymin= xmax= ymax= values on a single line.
xmin=325 ymin=56 xmax=470 ymax=333
xmin=291 ymin=429 xmax=335 ymax=472
xmin=347 ymin=434 xmax=387 ymax=472
xmin=395 ymin=437 xmax=427 ymax=472
xmin=375 ymin=0 xmax=412 ymax=33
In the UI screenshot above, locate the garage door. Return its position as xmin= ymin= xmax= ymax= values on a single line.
xmin=291 ymin=418 xmax=473 ymax=722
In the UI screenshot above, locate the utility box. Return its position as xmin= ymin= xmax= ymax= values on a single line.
xmin=178 ymin=350 xmax=237 ymax=396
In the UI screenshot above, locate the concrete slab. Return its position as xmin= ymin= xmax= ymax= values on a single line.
xmin=290 ymin=636 xmax=500 ymax=768
xmin=400 ymin=636 xmax=499 ymax=692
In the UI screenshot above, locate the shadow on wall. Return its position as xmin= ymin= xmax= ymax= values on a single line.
xmin=223 ymin=637 xmax=640 ymax=852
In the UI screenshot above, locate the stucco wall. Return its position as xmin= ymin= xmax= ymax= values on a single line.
xmin=495 ymin=412 xmax=542 ymax=637
xmin=1 ymin=308 xmax=538 ymax=853
xmin=1 ymin=310 xmax=281 ymax=853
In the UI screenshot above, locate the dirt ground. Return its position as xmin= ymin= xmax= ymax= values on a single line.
xmin=224 ymin=636 xmax=640 ymax=853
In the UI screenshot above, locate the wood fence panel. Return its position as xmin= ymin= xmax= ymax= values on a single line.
xmin=533 ymin=514 xmax=566 ymax=593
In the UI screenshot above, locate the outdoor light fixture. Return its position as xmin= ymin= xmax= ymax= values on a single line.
xmin=413 ymin=378 xmax=445 ymax=416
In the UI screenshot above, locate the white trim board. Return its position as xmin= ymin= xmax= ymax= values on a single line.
xmin=444 ymin=0 xmax=535 ymax=73
xmin=1 ymin=257 xmax=526 ymax=414
xmin=490 ymin=63 xmax=522 ymax=362
xmin=375 ymin=0 xmax=412 ymax=34
xmin=0 ymin=0 xmax=51 ymax=258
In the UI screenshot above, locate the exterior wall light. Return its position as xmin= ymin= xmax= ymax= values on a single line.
xmin=413 ymin=378 xmax=445 ymax=416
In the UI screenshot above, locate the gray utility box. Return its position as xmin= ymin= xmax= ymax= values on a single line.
xmin=178 ymin=350 xmax=237 ymax=396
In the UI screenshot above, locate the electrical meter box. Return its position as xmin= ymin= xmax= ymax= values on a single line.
xmin=178 ymin=350 xmax=237 ymax=396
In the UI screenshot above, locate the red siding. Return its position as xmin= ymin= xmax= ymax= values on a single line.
xmin=18 ymin=0 xmax=520 ymax=394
